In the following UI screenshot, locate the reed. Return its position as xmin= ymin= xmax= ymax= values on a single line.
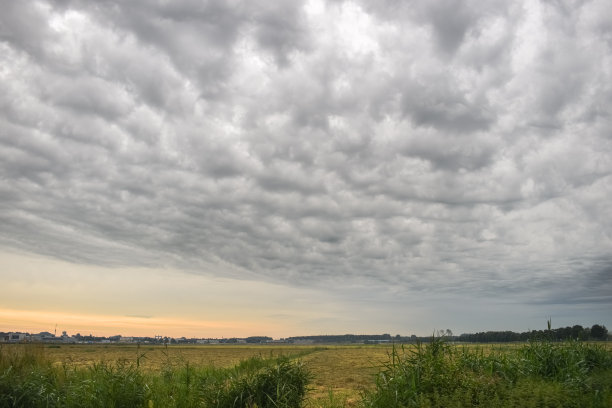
xmin=361 ymin=335 xmax=612 ymax=408
xmin=1 ymin=337 xmax=610 ymax=407
xmin=0 ymin=346 xmax=310 ymax=408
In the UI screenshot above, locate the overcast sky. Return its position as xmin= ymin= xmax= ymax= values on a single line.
xmin=1 ymin=0 xmax=611 ymax=338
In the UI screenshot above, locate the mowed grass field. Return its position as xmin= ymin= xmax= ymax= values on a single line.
xmin=2 ymin=343 xmax=398 ymax=405
xmin=2 ymin=341 xmax=611 ymax=407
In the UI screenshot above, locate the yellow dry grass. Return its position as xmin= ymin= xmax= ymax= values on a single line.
xmin=38 ymin=343 xmax=315 ymax=370
xmin=300 ymin=345 xmax=393 ymax=406
xmin=3 ymin=341 xmax=609 ymax=407
xmin=1 ymin=342 xmax=395 ymax=406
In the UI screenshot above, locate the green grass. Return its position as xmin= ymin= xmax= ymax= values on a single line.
xmin=360 ymin=337 xmax=612 ymax=408
xmin=0 ymin=344 xmax=310 ymax=408
xmin=1 ymin=338 xmax=610 ymax=407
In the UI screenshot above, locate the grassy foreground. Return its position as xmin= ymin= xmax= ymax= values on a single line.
xmin=362 ymin=338 xmax=612 ymax=408
xmin=1 ymin=339 xmax=611 ymax=407
xmin=0 ymin=344 xmax=310 ymax=408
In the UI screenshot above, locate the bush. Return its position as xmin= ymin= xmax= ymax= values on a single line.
xmin=199 ymin=357 xmax=310 ymax=408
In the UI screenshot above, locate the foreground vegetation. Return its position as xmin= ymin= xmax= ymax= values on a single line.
xmin=0 ymin=344 xmax=310 ymax=408
xmin=1 ymin=338 xmax=611 ymax=407
xmin=363 ymin=338 xmax=612 ymax=408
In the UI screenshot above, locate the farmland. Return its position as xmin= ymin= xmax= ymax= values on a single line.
xmin=1 ymin=340 xmax=611 ymax=407
xmin=1 ymin=343 xmax=393 ymax=405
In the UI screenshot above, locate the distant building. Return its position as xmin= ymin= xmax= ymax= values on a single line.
xmin=365 ymin=339 xmax=390 ymax=344
xmin=31 ymin=332 xmax=56 ymax=342
xmin=61 ymin=331 xmax=76 ymax=343
xmin=7 ymin=332 xmax=27 ymax=342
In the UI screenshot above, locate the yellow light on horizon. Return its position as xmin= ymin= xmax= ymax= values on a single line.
xmin=0 ymin=308 xmax=274 ymax=338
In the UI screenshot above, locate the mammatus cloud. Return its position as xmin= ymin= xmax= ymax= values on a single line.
xmin=1 ymin=0 xmax=611 ymax=327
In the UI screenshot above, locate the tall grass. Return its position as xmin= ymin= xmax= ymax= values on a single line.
xmin=2 ymin=339 xmax=611 ymax=408
xmin=0 ymin=344 xmax=311 ymax=408
xmin=361 ymin=336 xmax=612 ymax=408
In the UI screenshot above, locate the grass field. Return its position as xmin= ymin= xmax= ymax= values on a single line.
xmin=1 ymin=340 xmax=611 ymax=407
xmin=1 ymin=343 xmax=392 ymax=406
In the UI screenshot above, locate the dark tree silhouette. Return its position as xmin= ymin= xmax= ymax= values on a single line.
xmin=590 ymin=324 xmax=608 ymax=340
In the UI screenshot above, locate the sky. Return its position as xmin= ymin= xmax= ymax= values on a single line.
xmin=1 ymin=0 xmax=611 ymax=339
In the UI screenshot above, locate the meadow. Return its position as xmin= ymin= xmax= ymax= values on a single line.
xmin=0 ymin=343 xmax=391 ymax=406
xmin=1 ymin=339 xmax=611 ymax=407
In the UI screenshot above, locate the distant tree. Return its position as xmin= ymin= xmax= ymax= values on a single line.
xmin=571 ymin=325 xmax=585 ymax=340
xmin=246 ymin=336 xmax=272 ymax=343
xmin=590 ymin=324 xmax=608 ymax=340
xmin=435 ymin=329 xmax=446 ymax=338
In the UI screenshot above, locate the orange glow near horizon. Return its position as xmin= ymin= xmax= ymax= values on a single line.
xmin=0 ymin=308 xmax=276 ymax=338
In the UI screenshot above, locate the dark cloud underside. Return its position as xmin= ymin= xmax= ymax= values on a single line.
xmin=1 ymin=0 xmax=611 ymax=309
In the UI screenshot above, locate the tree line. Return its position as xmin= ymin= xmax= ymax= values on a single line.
xmin=285 ymin=324 xmax=609 ymax=344
xmin=457 ymin=324 xmax=608 ymax=343
xmin=287 ymin=334 xmax=393 ymax=343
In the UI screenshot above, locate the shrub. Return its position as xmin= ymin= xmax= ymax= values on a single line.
xmin=199 ymin=357 xmax=310 ymax=408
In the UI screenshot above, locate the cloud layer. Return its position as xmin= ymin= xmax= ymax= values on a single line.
xmin=1 ymin=0 xmax=611 ymax=328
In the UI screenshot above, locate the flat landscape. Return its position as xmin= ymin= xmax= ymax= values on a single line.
xmin=2 ymin=343 xmax=395 ymax=405
xmin=3 ymin=341 xmax=611 ymax=407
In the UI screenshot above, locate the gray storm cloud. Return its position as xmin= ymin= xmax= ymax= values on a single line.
xmin=1 ymin=0 xmax=611 ymax=313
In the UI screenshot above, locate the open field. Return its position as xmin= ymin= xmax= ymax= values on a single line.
xmin=1 ymin=343 xmax=395 ymax=405
xmin=1 ymin=341 xmax=611 ymax=407
xmin=38 ymin=344 xmax=324 ymax=370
